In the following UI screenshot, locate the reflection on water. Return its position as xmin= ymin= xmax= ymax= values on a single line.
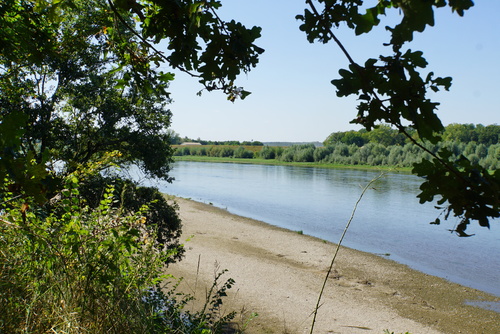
xmin=136 ymin=161 xmax=500 ymax=297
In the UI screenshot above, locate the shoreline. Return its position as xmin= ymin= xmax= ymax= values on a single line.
xmin=173 ymin=155 xmax=414 ymax=173
xmin=166 ymin=197 xmax=500 ymax=333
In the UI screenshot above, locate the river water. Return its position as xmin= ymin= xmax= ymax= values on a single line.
xmin=135 ymin=161 xmax=499 ymax=297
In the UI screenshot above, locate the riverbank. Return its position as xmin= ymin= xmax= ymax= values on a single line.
xmin=173 ymin=155 xmax=413 ymax=173
xmin=166 ymin=198 xmax=499 ymax=334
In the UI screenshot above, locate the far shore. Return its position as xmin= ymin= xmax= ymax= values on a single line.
xmin=172 ymin=155 xmax=414 ymax=173
xmin=166 ymin=197 xmax=500 ymax=334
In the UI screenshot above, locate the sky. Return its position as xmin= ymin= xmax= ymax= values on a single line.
xmin=163 ymin=0 xmax=500 ymax=143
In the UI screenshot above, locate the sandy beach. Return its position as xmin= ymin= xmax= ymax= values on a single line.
xmin=166 ymin=198 xmax=499 ymax=334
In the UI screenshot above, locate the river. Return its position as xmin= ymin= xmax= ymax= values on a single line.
xmin=134 ymin=161 xmax=499 ymax=297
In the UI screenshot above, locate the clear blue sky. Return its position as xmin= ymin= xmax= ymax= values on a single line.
xmin=164 ymin=1 xmax=500 ymax=142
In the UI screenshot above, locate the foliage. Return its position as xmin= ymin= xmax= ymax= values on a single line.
xmin=0 ymin=0 xmax=174 ymax=201
xmin=325 ymin=124 xmax=499 ymax=147
xmin=258 ymin=146 xmax=284 ymax=159
xmin=233 ymin=146 xmax=255 ymax=158
xmin=176 ymin=139 xmax=500 ymax=172
xmin=174 ymin=145 xmax=258 ymax=159
xmin=1 ymin=0 xmax=264 ymax=198
xmin=0 ymin=174 xmax=236 ymax=333
xmin=278 ymin=144 xmax=316 ymax=163
xmin=0 ymin=1 xmax=260 ymax=332
xmin=296 ymin=1 xmax=499 ymax=233
xmin=137 ymin=0 xmax=264 ymax=101
xmin=269 ymin=141 xmax=498 ymax=170
xmin=78 ymin=175 xmax=184 ymax=262
xmin=0 ymin=0 xmax=264 ymax=264
xmin=442 ymin=123 xmax=500 ymax=145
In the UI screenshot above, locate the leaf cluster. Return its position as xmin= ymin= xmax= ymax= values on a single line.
xmin=296 ymin=1 xmax=499 ymax=233
xmin=79 ymin=174 xmax=184 ymax=261
xmin=414 ymin=150 xmax=500 ymax=236
xmin=117 ymin=0 xmax=264 ymax=100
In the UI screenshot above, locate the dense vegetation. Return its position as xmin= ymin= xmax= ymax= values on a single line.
xmin=175 ymin=123 xmax=500 ymax=170
xmin=1 ymin=0 xmax=260 ymax=332
xmin=1 ymin=169 xmax=236 ymax=333
xmin=324 ymin=124 xmax=500 ymax=147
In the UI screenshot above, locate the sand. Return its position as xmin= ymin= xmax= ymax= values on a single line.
xmin=166 ymin=198 xmax=500 ymax=334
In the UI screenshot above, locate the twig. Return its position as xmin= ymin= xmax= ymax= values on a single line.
xmin=309 ymin=172 xmax=386 ymax=334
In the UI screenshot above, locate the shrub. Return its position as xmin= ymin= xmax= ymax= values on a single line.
xmin=219 ymin=147 xmax=234 ymax=157
xmin=0 ymin=175 xmax=235 ymax=333
xmin=259 ymin=146 xmax=276 ymax=159
xmin=79 ymin=175 xmax=183 ymax=263
xmin=233 ymin=146 xmax=254 ymax=158
xmin=194 ymin=147 xmax=208 ymax=156
xmin=313 ymin=147 xmax=332 ymax=162
xmin=279 ymin=150 xmax=295 ymax=162
xmin=294 ymin=147 xmax=315 ymax=162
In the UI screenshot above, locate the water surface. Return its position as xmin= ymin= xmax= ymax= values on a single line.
xmin=135 ymin=161 xmax=499 ymax=297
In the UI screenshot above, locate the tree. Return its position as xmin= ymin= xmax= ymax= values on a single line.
xmin=367 ymin=125 xmax=406 ymax=146
xmin=0 ymin=0 xmax=266 ymax=259
xmin=296 ymin=1 xmax=499 ymax=235
xmin=1 ymin=0 xmax=264 ymax=197
xmin=0 ymin=2 xmax=263 ymax=331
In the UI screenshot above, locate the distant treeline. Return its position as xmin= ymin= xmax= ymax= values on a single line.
xmin=174 ymin=145 xmax=261 ymax=159
xmin=174 ymin=124 xmax=500 ymax=170
xmin=324 ymin=123 xmax=500 ymax=147
xmin=174 ymin=141 xmax=499 ymax=170
xmin=276 ymin=141 xmax=499 ymax=169
xmin=170 ymin=134 xmax=264 ymax=146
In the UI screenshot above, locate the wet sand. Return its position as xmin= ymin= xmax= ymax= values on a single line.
xmin=166 ymin=198 xmax=499 ymax=333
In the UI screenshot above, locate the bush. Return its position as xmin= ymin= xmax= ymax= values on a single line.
xmin=294 ymin=147 xmax=315 ymax=162
xmin=0 ymin=175 xmax=236 ymax=333
xmin=313 ymin=147 xmax=332 ymax=162
xmin=258 ymin=146 xmax=276 ymax=159
xmin=219 ymin=147 xmax=234 ymax=157
xmin=79 ymin=175 xmax=183 ymax=263
xmin=233 ymin=146 xmax=254 ymax=158
xmin=194 ymin=147 xmax=208 ymax=156
xmin=279 ymin=149 xmax=295 ymax=162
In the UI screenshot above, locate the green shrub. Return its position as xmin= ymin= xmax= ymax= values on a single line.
xmin=259 ymin=146 xmax=276 ymax=159
xmin=233 ymin=146 xmax=254 ymax=159
xmin=0 ymin=175 xmax=235 ymax=333
xmin=79 ymin=175 xmax=184 ymax=263
xmin=218 ymin=147 xmax=234 ymax=157
xmin=294 ymin=147 xmax=315 ymax=162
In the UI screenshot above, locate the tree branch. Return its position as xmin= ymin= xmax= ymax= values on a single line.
xmin=106 ymin=0 xmax=200 ymax=79
xmin=304 ymin=1 xmax=471 ymax=186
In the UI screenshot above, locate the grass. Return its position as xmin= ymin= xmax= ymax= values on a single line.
xmin=174 ymin=155 xmax=413 ymax=173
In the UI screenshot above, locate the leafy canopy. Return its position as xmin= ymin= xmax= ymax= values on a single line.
xmin=0 ymin=0 xmax=265 ymax=255
xmin=0 ymin=0 xmax=264 ymax=200
xmin=297 ymin=0 xmax=498 ymax=235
